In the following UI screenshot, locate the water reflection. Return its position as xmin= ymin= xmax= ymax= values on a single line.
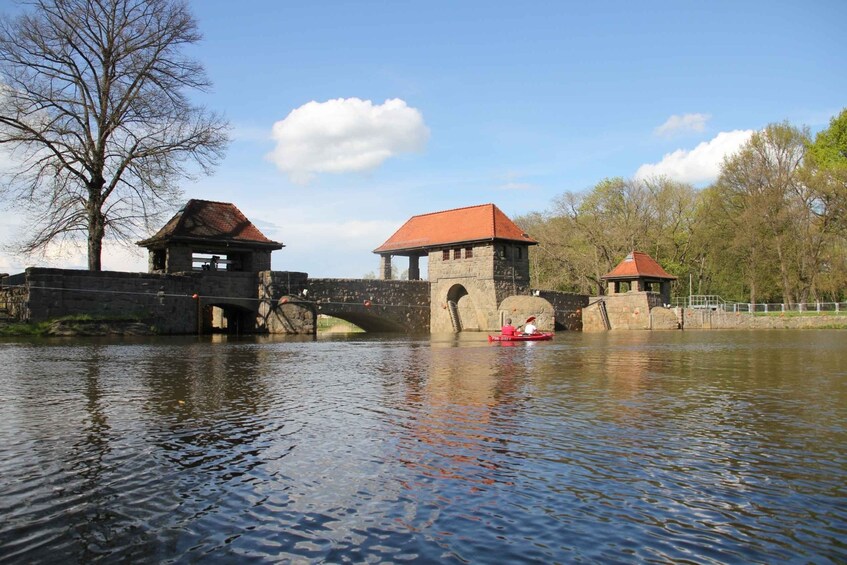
xmin=0 ymin=331 xmax=844 ymax=563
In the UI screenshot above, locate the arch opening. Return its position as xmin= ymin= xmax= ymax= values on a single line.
xmin=204 ymin=303 xmax=256 ymax=335
xmin=445 ymin=284 xmax=480 ymax=332
xmin=317 ymin=309 xmax=406 ymax=333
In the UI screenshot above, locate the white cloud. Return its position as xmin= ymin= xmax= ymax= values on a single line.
xmin=635 ymin=129 xmax=754 ymax=185
xmin=267 ymin=98 xmax=429 ymax=184
xmin=654 ymin=113 xmax=711 ymax=137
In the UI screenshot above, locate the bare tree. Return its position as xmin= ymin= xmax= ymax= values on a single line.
xmin=0 ymin=0 xmax=228 ymax=270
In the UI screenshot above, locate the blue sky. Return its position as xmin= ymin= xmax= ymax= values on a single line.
xmin=1 ymin=0 xmax=845 ymax=277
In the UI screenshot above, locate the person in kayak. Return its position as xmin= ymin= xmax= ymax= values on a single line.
xmin=501 ymin=318 xmax=516 ymax=337
xmin=523 ymin=320 xmax=538 ymax=335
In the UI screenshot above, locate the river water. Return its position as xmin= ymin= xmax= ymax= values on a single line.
xmin=0 ymin=330 xmax=845 ymax=563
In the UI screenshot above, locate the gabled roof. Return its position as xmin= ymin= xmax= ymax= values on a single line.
xmin=373 ymin=203 xmax=537 ymax=254
xmin=137 ymin=199 xmax=283 ymax=249
xmin=602 ymin=251 xmax=676 ymax=280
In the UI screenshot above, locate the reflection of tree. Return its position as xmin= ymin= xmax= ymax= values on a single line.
xmin=65 ymin=345 xmax=119 ymax=561
xmin=140 ymin=338 xmax=275 ymax=471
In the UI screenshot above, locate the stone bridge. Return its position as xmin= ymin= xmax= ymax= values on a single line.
xmin=258 ymin=272 xmax=430 ymax=333
xmin=1 ymin=268 xmax=432 ymax=335
xmin=310 ymin=278 xmax=430 ymax=332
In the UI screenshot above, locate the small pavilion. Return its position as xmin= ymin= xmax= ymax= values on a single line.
xmin=137 ymin=199 xmax=283 ymax=274
xmin=602 ymin=251 xmax=676 ymax=305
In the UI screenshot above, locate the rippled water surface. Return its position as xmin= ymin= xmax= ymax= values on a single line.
xmin=1 ymin=330 xmax=845 ymax=563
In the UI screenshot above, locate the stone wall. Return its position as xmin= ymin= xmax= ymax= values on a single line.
xmin=0 ymin=273 xmax=27 ymax=320
xmin=682 ymin=309 xmax=847 ymax=330
xmin=498 ymin=295 xmax=555 ymax=332
xmin=428 ymin=242 xmax=533 ymax=332
xmin=16 ymin=267 xmax=200 ymax=334
xmin=582 ymin=292 xmax=678 ymax=332
xmin=535 ymin=290 xmax=589 ymax=331
xmin=257 ymin=271 xmax=314 ymax=334
xmin=309 ymin=278 xmax=430 ymax=333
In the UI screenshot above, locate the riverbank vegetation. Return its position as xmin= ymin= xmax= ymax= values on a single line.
xmin=0 ymin=314 xmax=152 ymax=337
xmin=517 ymin=110 xmax=847 ymax=305
xmin=317 ymin=315 xmax=364 ymax=333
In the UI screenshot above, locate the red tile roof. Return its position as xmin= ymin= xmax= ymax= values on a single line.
xmin=373 ymin=204 xmax=537 ymax=254
xmin=602 ymin=251 xmax=676 ymax=280
xmin=137 ymin=199 xmax=282 ymax=249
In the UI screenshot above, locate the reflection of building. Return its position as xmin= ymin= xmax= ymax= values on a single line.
xmin=395 ymin=343 xmax=523 ymax=488
xmin=374 ymin=204 xmax=543 ymax=333
xmin=137 ymin=199 xmax=283 ymax=274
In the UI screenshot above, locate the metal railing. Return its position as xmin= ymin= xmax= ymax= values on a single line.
xmin=674 ymin=295 xmax=847 ymax=315
xmin=730 ymin=302 xmax=847 ymax=314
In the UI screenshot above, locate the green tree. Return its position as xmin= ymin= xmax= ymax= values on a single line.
xmin=522 ymin=176 xmax=697 ymax=297
xmin=0 ymin=0 xmax=229 ymax=270
xmin=804 ymin=109 xmax=847 ymax=232
xmin=801 ymin=108 xmax=847 ymax=300
xmin=713 ymin=122 xmax=809 ymax=304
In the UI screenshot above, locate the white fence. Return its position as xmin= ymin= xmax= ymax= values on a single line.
xmin=674 ymin=295 xmax=847 ymax=315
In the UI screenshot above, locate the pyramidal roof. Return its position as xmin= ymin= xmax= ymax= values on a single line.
xmin=137 ymin=199 xmax=282 ymax=249
xmin=602 ymin=251 xmax=676 ymax=280
xmin=373 ymin=203 xmax=537 ymax=254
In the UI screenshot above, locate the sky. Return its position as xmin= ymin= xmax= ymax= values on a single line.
xmin=1 ymin=0 xmax=846 ymax=278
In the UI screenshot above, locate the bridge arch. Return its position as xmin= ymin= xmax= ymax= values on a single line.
xmin=258 ymin=274 xmax=431 ymax=334
xmin=315 ymin=307 xmax=406 ymax=333
xmin=202 ymin=301 xmax=256 ymax=334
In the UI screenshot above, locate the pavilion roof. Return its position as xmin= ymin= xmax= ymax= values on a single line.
xmin=373 ymin=203 xmax=537 ymax=254
xmin=602 ymin=251 xmax=677 ymax=280
xmin=137 ymin=199 xmax=283 ymax=249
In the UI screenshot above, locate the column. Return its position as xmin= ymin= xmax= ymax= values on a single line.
xmin=380 ymin=254 xmax=392 ymax=280
xmin=408 ymin=256 xmax=420 ymax=280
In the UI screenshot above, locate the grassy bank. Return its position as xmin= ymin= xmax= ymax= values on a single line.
xmin=317 ymin=315 xmax=364 ymax=333
xmin=752 ymin=310 xmax=846 ymax=317
xmin=0 ymin=314 xmax=152 ymax=337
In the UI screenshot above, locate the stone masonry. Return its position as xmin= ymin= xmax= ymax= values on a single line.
xmin=429 ymin=241 xmax=532 ymax=332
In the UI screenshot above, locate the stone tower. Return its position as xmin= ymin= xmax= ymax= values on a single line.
xmin=373 ymin=203 xmax=537 ymax=332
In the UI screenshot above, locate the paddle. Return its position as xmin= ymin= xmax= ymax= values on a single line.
xmin=517 ymin=316 xmax=536 ymax=330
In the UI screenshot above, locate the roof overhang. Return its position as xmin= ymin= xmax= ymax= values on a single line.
xmin=601 ymin=274 xmax=677 ymax=281
xmin=374 ymin=236 xmax=537 ymax=255
xmin=137 ymin=236 xmax=284 ymax=251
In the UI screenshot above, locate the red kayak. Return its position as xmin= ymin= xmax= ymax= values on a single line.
xmin=488 ymin=332 xmax=554 ymax=342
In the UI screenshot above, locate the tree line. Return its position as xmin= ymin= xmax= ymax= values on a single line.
xmin=516 ymin=111 xmax=847 ymax=305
